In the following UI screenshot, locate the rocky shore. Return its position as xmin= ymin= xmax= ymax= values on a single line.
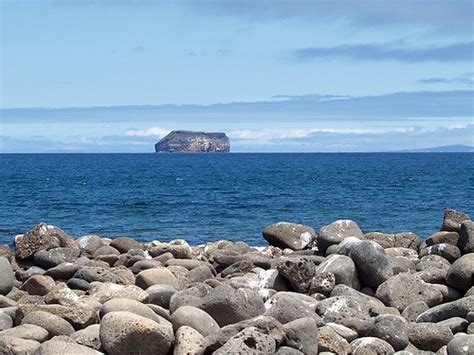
xmin=0 ymin=208 xmax=473 ymax=354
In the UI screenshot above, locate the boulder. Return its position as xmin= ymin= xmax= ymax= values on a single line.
xmin=71 ymin=324 xmax=102 ymax=350
xmin=88 ymin=282 xmax=149 ymax=303
xmin=33 ymin=339 xmax=103 ymax=355
xmin=0 ymin=323 xmax=49 ymax=342
xmin=350 ymin=337 xmax=395 ymax=355
xmin=173 ymin=326 xmax=206 ymax=355
xmin=438 ymin=317 xmax=469 ymax=333
xmin=458 ymin=220 xmax=474 ymax=254
xmin=277 ymin=257 xmax=316 ymax=293
xmin=0 ymin=312 xmax=12 ymax=331
xmin=76 ymin=235 xmax=105 ymax=256
xmin=100 ymin=298 xmax=165 ymax=325
xmin=146 ymin=284 xmax=177 ymax=309
xmin=308 ymin=271 xmax=336 ymax=296
xmin=316 ymin=254 xmax=360 ymax=290
xmin=262 ymin=222 xmax=316 ymax=250
xmin=392 ymin=232 xmax=422 ymax=250
xmin=338 ymin=240 xmax=393 ymax=288
xmin=45 ymin=262 xmax=80 ymax=280
xmin=446 ymin=254 xmax=474 ymax=291
xmin=441 ymin=208 xmax=470 ymax=233
xmin=317 ymin=325 xmax=351 ymax=354
xmin=370 ymin=314 xmax=409 ymax=351
xmin=419 ymin=243 xmax=461 ymax=263
xmin=276 ymin=346 xmax=305 ymax=354
xmin=198 ymin=284 xmax=265 ymax=326
xmin=171 ymin=306 xmax=219 ymax=337
xmin=135 ymin=268 xmax=176 ymax=289
xmin=110 ymin=237 xmax=143 ymax=253
xmin=33 ymin=248 xmax=80 ymax=269
xmin=73 ymin=266 xmax=133 ymax=285
xmin=407 ymin=322 xmax=453 ymax=352
xmin=325 ymin=323 xmax=358 ymax=342
xmin=213 ymin=326 xmax=276 ymax=354
xmin=401 ymin=301 xmax=429 ymax=322
xmin=416 ymin=296 xmax=474 ymax=322
xmin=0 ymin=257 xmax=13 ymax=295
xmin=283 ymin=317 xmax=318 ymax=354
xmin=317 ymin=220 xmax=363 ymax=252
xmin=22 ymin=310 xmax=75 ymax=337
xmin=265 ymin=292 xmax=322 ymax=326
xmin=375 ymin=273 xmax=444 ymax=311
xmin=20 ymin=275 xmax=56 ymax=296
xmin=426 ymin=231 xmax=460 ymax=246
xmin=100 ymin=311 xmax=173 ymax=355
xmin=0 ymin=335 xmax=40 ymax=354
xmin=315 ymin=295 xmax=374 ymax=335
xmin=447 ymin=334 xmax=474 ymax=355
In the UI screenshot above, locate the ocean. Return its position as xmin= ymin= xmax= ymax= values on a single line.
xmin=1 ymin=153 xmax=473 ymax=246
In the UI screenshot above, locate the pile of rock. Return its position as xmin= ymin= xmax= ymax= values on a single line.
xmin=0 ymin=208 xmax=472 ymax=354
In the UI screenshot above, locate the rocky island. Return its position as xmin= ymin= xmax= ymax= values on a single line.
xmin=155 ymin=131 xmax=230 ymax=153
xmin=0 ymin=208 xmax=473 ymax=354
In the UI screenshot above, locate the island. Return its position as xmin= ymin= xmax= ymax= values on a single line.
xmin=154 ymin=130 xmax=230 ymax=153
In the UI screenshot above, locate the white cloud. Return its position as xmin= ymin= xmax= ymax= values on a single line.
xmin=125 ymin=127 xmax=171 ymax=137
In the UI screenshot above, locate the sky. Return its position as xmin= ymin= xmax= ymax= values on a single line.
xmin=0 ymin=0 xmax=473 ymax=152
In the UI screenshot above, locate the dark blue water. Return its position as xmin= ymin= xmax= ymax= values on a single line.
xmin=1 ymin=153 xmax=473 ymax=246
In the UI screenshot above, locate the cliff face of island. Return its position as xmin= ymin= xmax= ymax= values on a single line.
xmin=155 ymin=130 xmax=230 ymax=153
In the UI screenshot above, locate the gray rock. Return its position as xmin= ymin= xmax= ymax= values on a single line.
xmin=33 ymin=339 xmax=103 ymax=355
xmin=407 ymin=322 xmax=453 ymax=352
xmin=262 ymin=222 xmax=316 ymax=250
xmin=330 ymin=284 xmax=388 ymax=316
xmin=0 ymin=257 xmax=13 ymax=296
xmin=44 ymin=282 xmax=80 ymax=305
xmin=173 ymin=326 xmax=206 ymax=355
xmin=15 ymin=266 xmax=46 ymax=282
xmin=74 ymin=266 xmax=133 ymax=285
xmin=316 ymin=254 xmax=360 ymax=290
xmin=375 ymin=273 xmax=444 ymax=311
xmin=419 ymin=243 xmax=461 ymax=263
xmin=20 ymin=275 xmax=56 ymax=296
xmin=67 ymin=278 xmax=90 ymax=291
xmin=33 ymin=248 xmax=81 ymax=269
xmin=110 ymin=237 xmax=143 ymax=253
xmin=415 ymin=267 xmax=447 ymax=284
xmin=131 ymin=259 xmax=162 ymax=274
xmin=171 ymin=305 xmax=219 ymax=337
xmin=213 ymin=326 xmax=276 ymax=354
xmin=417 ymin=254 xmax=451 ymax=271
xmin=100 ymin=298 xmax=165 ymax=325
xmin=426 ymin=231 xmax=460 ymax=246
xmin=318 ymin=325 xmax=351 ymax=354
xmin=351 ymin=337 xmax=395 ymax=354
xmin=0 ymin=312 xmax=12 ymax=331
xmin=45 ymin=263 xmax=80 ymax=280
xmin=393 ymin=232 xmax=422 ymax=250
xmin=15 ymin=224 xmax=70 ymax=260
xmin=308 ymin=271 xmax=336 ymax=296
xmin=145 ymin=284 xmax=177 ymax=308
xmin=441 ymin=208 xmax=470 ymax=233
xmin=338 ymin=239 xmax=393 ymax=288
xmin=283 ymin=317 xmax=318 ymax=354
xmin=135 ymin=267 xmax=176 ymax=289
xmin=416 ymin=296 xmax=474 ymax=322
xmin=401 ymin=301 xmax=429 ymax=322
xmin=22 ymin=310 xmax=75 ymax=337
xmin=316 ymin=295 xmax=374 ymax=335
xmin=100 ymin=311 xmax=173 ymax=355
xmin=149 ymin=243 xmax=192 ymax=259
xmin=390 ymin=256 xmax=417 ymax=275
xmin=458 ymin=220 xmax=474 ymax=254
xmin=0 ymin=323 xmax=49 ymax=342
xmin=325 ymin=323 xmax=358 ymax=342
xmin=318 ymin=220 xmax=363 ymax=252
xmin=93 ymin=246 xmax=120 ymax=258
xmin=185 ymin=265 xmax=214 ymax=283
xmin=265 ymin=292 xmax=322 ymax=326
xmin=71 ymin=324 xmax=101 ymax=350
xmin=433 ymin=284 xmax=463 ymax=303
xmin=88 ymin=282 xmax=149 ymax=303
xmin=277 ymin=257 xmax=316 ymax=293
xmin=76 ymin=235 xmax=105 ymax=257
xmin=220 ymin=260 xmax=256 ymax=278
xmin=168 ymin=283 xmax=211 ymax=312
xmin=364 ymin=232 xmax=395 ymax=249
xmin=446 ymin=254 xmax=474 ymax=291
xmin=447 ymin=334 xmax=474 ymax=354
xmin=0 ymin=335 xmax=40 ymax=354
xmin=276 ymin=346 xmax=305 ymax=355
xmin=386 ymin=247 xmax=419 ymax=260
xmin=371 ymin=314 xmax=409 ymax=351
xmin=438 ymin=317 xmax=469 ymax=333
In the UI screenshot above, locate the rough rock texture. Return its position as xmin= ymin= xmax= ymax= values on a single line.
xmin=441 ymin=208 xmax=471 ymax=233
xmin=0 ymin=257 xmax=14 ymax=295
xmin=458 ymin=220 xmax=474 ymax=254
xmin=263 ymin=222 xmax=316 ymax=250
xmin=100 ymin=311 xmax=173 ymax=355
xmin=317 ymin=220 xmax=363 ymax=253
xmin=155 ymin=130 xmax=230 ymax=153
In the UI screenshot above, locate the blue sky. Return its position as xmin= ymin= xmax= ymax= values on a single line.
xmin=1 ymin=0 xmax=473 ymax=152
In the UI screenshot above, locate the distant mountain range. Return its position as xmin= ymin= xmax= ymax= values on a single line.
xmin=395 ymin=145 xmax=474 ymax=153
